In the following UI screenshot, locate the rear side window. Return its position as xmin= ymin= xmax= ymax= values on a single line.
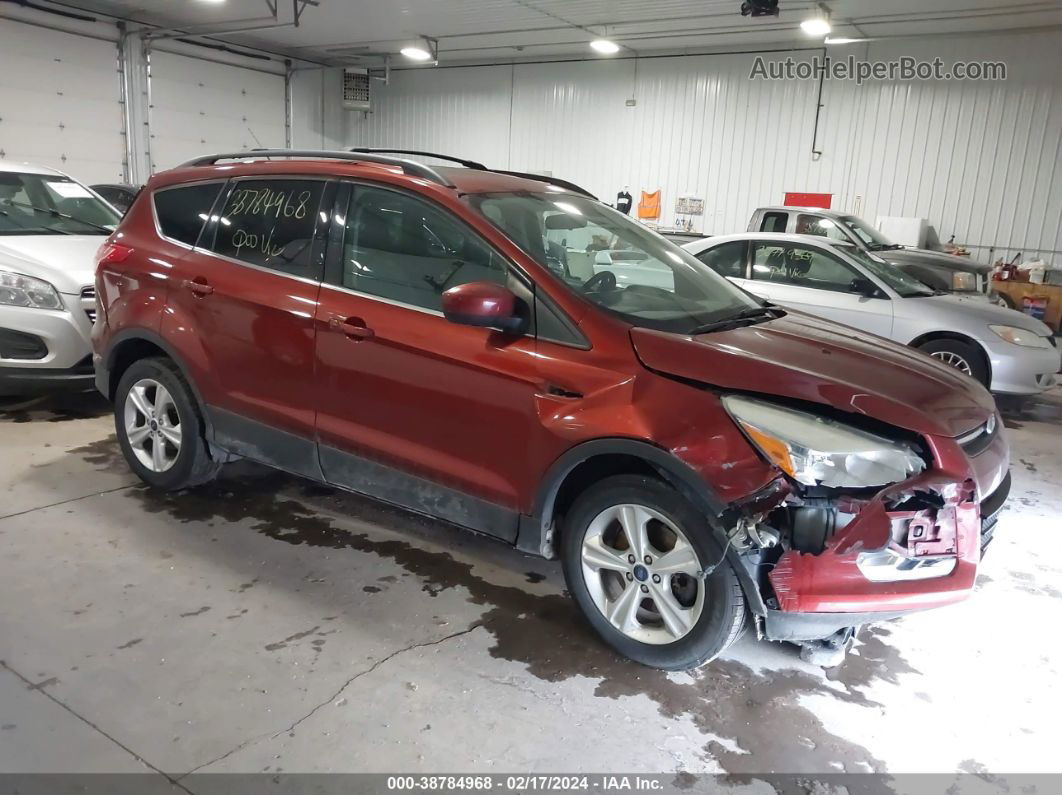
xmin=209 ymin=179 xmax=327 ymax=277
xmin=153 ymin=183 xmax=223 ymax=246
xmin=760 ymin=211 xmax=788 ymax=233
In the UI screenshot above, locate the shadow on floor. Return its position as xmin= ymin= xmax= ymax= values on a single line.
xmin=996 ymin=389 xmax=1062 ymax=429
xmin=0 ymin=391 xmax=110 ymax=424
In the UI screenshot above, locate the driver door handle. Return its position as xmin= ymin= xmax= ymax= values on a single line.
xmin=329 ymin=315 xmax=374 ymax=340
xmin=183 ymin=278 xmax=214 ymax=296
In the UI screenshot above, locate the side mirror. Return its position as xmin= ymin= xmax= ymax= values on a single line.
xmin=850 ymin=277 xmax=880 ymax=298
xmin=442 ymin=282 xmax=526 ymax=333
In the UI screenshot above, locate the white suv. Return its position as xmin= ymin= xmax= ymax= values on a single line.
xmin=0 ymin=162 xmax=120 ymax=397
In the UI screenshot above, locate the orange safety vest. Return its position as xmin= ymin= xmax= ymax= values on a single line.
xmin=637 ymin=190 xmax=661 ymax=220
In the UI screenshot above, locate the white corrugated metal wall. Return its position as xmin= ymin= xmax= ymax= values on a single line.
xmin=148 ymin=51 xmax=287 ymax=172
xmin=349 ymin=30 xmax=1062 ymax=265
xmin=0 ymin=17 xmax=125 ymax=184
xmin=0 ymin=6 xmax=300 ymax=186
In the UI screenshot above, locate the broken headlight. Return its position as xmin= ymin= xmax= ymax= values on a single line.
xmin=723 ymin=396 xmax=924 ymax=489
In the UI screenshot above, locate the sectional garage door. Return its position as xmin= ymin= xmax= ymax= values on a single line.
xmin=0 ymin=22 xmax=124 ymax=184
xmin=148 ymin=51 xmax=287 ymax=172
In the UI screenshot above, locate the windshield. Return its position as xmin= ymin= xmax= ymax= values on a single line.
xmin=0 ymin=172 xmax=120 ymax=236
xmin=468 ymin=192 xmax=761 ymax=334
xmin=839 ymin=215 xmax=899 ymax=251
xmin=840 ymin=244 xmax=936 ymax=297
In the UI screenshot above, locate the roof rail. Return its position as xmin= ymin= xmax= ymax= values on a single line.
xmin=348 ymin=147 xmax=597 ymax=200
xmin=491 ymin=169 xmax=597 ymax=201
xmin=350 ymin=147 xmax=487 ymax=171
xmin=177 ymin=149 xmax=455 ymax=188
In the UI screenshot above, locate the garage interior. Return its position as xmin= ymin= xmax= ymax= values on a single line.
xmin=2 ymin=0 xmax=1062 ymax=788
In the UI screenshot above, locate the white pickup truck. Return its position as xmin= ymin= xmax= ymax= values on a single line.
xmin=747 ymin=206 xmax=1001 ymax=303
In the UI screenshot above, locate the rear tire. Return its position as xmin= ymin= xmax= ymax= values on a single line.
xmin=561 ymin=474 xmax=746 ymax=670
xmin=114 ymin=357 xmax=220 ymax=490
xmin=918 ymin=338 xmax=989 ymax=388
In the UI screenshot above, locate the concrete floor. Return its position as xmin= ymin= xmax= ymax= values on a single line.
xmin=1 ymin=389 xmax=1061 ymax=784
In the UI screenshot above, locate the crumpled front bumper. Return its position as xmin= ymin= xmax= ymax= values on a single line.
xmin=765 ymin=428 xmax=1008 ymax=618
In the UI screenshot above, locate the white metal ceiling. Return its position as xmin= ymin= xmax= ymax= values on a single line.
xmin=48 ymin=0 xmax=1062 ymax=64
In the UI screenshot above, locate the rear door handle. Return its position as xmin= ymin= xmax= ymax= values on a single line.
xmin=184 ymin=278 xmax=214 ymax=296
xmin=329 ymin=315 xmax=374 ymax=340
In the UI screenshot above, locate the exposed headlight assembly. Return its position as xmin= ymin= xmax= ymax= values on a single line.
xmin=0 ymin=270 xmax=63 ymax=310
xmin=723 ymin=396 xmax=925 ymax=489
xmin=989 ymin=324 xmax=1051 ymax=349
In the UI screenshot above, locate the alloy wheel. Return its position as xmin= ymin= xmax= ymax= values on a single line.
xmin=123 ymin=378 xmax=182 ymax=472
xmin=580 ymin=503 xmax=705 ymax=645
xmin=929 ymin=350 xmax=973 ymax=376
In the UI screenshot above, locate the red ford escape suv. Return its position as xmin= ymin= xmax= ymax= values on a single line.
xmin=92 ymin=149 xmax=1010 ymax=669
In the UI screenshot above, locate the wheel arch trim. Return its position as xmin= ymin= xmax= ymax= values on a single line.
xmin=100 ymin=329 xmax=214 ymax=440
xmin=518 ymin=438 xmax=727 ymax=557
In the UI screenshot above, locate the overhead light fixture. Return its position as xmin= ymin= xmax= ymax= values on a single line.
xmin=400 ymin=46 xmax=432 ymax=61
xmin=800 ymin=7 xmax=832 ymax=37
xmin=590 ymin=39 xmax=620 ymax=55
xmin=400 ymin=37 xmax=437 ymax=62
xmin=824 ymin=36 xmax=864 ymax=45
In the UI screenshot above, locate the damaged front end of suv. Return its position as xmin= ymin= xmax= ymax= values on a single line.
xmin=718 ymin=396 xmax=1009 ymax=666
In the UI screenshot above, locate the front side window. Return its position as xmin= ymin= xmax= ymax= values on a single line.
xmin=469 ymin=192 xmax=760 ymax=334
xmin=154 ymin=183 xmax=223 ymax=246
xmin=751 ymin=242 xmax=864 ymax=293
xmin=0 ymin=172 xmax=119 ymax=236
xmin=337 ymin=185 xmax=508 ymax=312
xmin=796 ymin=214 xmax=849 ymax=243
xmin=210 ymin=179 xmax=326 ymax=277
xmin=841 ymin=244 xmax=935 ymax=297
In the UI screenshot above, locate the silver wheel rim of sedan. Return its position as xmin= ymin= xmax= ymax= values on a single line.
xmin=580 ymin=503 xmax=705 ymax=645
xmin=929 ymin=350 xmax=973 ymax=376
xmin=123 ymin=378 xmax=182 ymax=473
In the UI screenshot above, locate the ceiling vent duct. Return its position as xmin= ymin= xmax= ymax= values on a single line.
xmin=342 ymin=68 xmax=371 ymax=111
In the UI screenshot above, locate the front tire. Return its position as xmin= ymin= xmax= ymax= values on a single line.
xmin=114 ymin=357 xmax=220 ymax=490
xmin=918 ymin=338 xmax=989 ymax=388
xmin=561 ymin=475 xmax=746 ymax=670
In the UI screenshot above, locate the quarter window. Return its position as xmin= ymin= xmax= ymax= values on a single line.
xmin=751 ymin=242 xmax=863 ymax=293
xmin=337 ymin=186 xmax=508 ymax=313
xmin=154 ymin=183 xmax=223 ymax=246
xmin=210 ymin=179 xmax=326 ymax=277
xmin=696 ymin=241 xmax=747 ymax=278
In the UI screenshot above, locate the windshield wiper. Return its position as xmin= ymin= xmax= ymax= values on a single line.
xmin=0 ymin=207 xmax=74 ymax=235
xmin=686 ymin=306 xmax=781 ymax=336
xmin=1 ymin=199 xmax=113 ymax=234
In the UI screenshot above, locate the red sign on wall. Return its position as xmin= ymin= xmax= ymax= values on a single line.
xmin=784 ymin=192 xmax=833 ymax=209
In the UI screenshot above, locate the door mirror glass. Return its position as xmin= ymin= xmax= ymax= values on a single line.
xmin=442 ymin=282 xmax=526 ymax=333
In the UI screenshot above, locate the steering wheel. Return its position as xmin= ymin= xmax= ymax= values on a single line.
xmin=581 ymin=270 xmax=617 ymax=293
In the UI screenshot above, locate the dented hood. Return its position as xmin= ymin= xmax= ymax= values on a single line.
xmin=631 ymin=312 xmax=995 ymax=438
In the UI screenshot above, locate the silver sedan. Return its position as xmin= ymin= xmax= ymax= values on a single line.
xmin=682 ymin=232 xmax=1059 ymax=395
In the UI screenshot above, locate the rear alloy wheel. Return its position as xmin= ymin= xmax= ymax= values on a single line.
xmin=124 ymin=378 xmax=182 ymax=473
xmin=562 ymin=475 xmax=746 ymax=670
xmin=114 ymin=357 xmax=220 ymax=490
xmin=918 ymin=338 xmax=989 ymax=388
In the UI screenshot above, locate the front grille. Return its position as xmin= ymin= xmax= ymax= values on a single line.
xmin=957 ymin=417 xmax=999 ymax=458
xmin=80 ymin=285 xmax=96 ymax=325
